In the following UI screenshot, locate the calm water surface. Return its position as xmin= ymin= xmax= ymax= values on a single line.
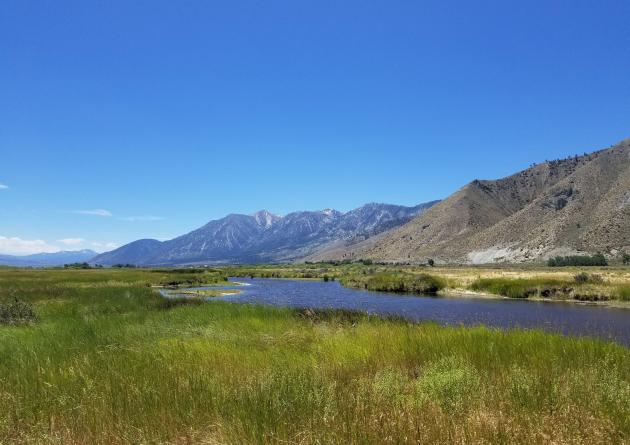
xmin=164 ymin=278 xmax=630 ymax=346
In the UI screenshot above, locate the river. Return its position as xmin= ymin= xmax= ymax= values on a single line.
xmin=162 ymin=277 xmax=630 ymax=346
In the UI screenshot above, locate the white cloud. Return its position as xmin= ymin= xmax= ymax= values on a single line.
xmin=57 ymin=238 xmax=85 ymax=246
xmin=0 ymin=183 xmax=8 ymax=190
xmin=72 ymin=209 xmax=112 ymax=217
xmin=0 ymin=236 xmax=60 ymax=255
xmin=91 ymin=242 xmax=119 ymax=252
xmin=118 ymin=215 xmax=164 ymax=222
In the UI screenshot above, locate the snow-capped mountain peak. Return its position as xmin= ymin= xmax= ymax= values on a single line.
xmin=91 ymin=201 xmax=439 ymax=265
xmin=252 ymin=210 xmax=281 ymax=228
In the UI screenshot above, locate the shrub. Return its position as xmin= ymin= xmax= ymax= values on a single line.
xmin=574 ymin=272 xmax=603 ymax=284
xmin=548 ymin=254 xmax=608 ymax=267
xmin=622 ymin=253 xmax=630 ymax=265
xmin=364 ymin=273 xmax=445 ymax=294
xmin=574 ymin=272 xmax=589 ymax=283
xmin=64 ymin=262 xmax=92 ymax=269
xmin=0 ymin=298 xmax=37 ymax=325
xmin=406 ymin=274 xmax=444 ymax=293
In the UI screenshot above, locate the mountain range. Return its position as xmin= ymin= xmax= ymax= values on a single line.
xmin=91 ymin=202 xmax=438 ymax=265
xmin=310 ymin=138 xmax=630 ymax=264
xmin=8 ymin=138 xmax=628 ymax=267
xmin=0 ymin=250 xmax=97 ymax=267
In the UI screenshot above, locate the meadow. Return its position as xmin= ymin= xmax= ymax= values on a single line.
xmin=0 ymin=267 xmax=629 ymax=444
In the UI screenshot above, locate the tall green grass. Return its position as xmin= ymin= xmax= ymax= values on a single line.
xmin=0 ymin=269 xmax=628 ymax=444
xmin=340 ymin=272 xmax=446 ymax=294
xmin=469 ymin=276 xmax=626 ymax=301
xmin=617 ymin=284 xmax=630 ymax=301
xmin=470 ymin=277 xmax=575 ymax=299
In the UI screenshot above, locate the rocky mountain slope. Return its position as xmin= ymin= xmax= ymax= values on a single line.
xmin=91 ymin=202 xmax=438 ymax=265
xmin=310 ymin=138 xmax=630 ymax=264
xmin=0 ymin=250 xmax=97 ymax=267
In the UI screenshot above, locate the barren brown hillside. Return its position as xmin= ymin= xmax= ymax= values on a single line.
xmin=310 ymin=138 xmax=630 ymax=263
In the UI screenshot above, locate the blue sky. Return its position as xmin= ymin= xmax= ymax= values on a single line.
xmin=1 ymin=0 xmax=629 ymax=254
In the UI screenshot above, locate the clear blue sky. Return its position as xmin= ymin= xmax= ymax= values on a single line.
xmin=1 ymin=0 xmax=629 ymax=254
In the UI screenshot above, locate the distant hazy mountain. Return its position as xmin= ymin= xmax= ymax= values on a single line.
xmin=310 ymin=138 xmax=630 ymax=264
xmin=0 ymin=250 xmax=97 ymax=267
xmin=91 ymin=202 xmax=438 ymax=265
xmin=91 ymin=240 xmax=164 ymax=265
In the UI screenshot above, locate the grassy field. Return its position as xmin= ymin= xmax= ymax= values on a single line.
xmin=1 ymin=267 xmax=629 ymax=444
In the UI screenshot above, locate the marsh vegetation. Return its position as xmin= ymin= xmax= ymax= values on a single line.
xmin=227 ymin=262 xmax=630 ymax=303
xmin=0 ymin=268 xmax=629 ymax=443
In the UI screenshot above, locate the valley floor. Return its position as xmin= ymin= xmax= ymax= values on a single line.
xmin=0 ymin=268 xmax=629 ymax=444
